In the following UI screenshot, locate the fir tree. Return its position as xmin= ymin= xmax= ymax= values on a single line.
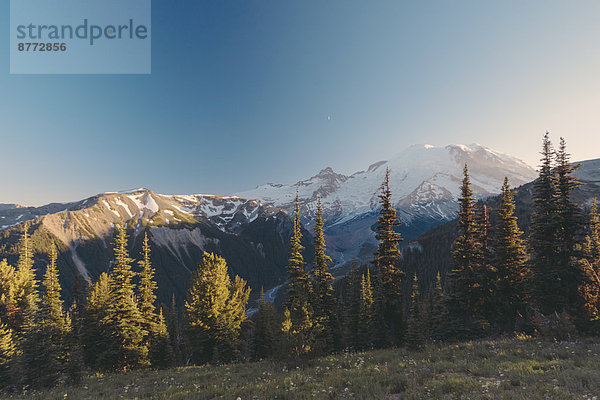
xmin=554 ymin=137 xmax=586 ymax=320
xmin=81 ymin=273 xmax=110 ymax=369
xmin=310 ymin=196 xmax=335 ymax=355
xmin=285 ymin=189 xmax=313 ymax=356
xmin=493 ymin=178 xmax=529 ymax=332
xmin=0 ymin=260 xmax=19 ymax=332
xmin=20 ymin=246 xmax=67 ymax=388
xmin=101 ymin=224 xmax=148 ymax=372
xmin=371 ymin=168 xmax=405 ymax=346
xmin=15 ymin=223 xmax=39 ymax=337
xmin=0 ymin=323 xmax=16 ymax=387
xmin=529 ymin=132 xmax=562 ymax=315
xmin=253 ymin=289 xmax=280 ymax=360
xmin=165 ymin=296 xmax=183 ymax=365
xmin=184 ymin=253 xmax=250 ymax=364
xmin=428 ymin=272 xmax=448 ymax=342
xmin=446 ymin=164 xmax=487 ymax=338
xmin=149 ymin=308 xmax=174 ymax=369
xmin=406 ymin=273 xmax=424 ymax=348
xmin=580 ymin=198 xmax=600 ymax=327
xmin=357 ymin=269 xmax=374 ymax=349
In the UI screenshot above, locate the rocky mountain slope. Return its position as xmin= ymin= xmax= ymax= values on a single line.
xmin=237 ymin=144 xmax=537 ymax=263
xmin=0 ymin=189 xmax=311 ymax=304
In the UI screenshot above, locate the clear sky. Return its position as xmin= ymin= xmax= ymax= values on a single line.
xmin=2 ymin=0 xmax=600 ymax=205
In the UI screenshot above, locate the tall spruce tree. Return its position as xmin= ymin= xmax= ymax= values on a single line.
xmin=184 ymin=253 xmax=250 ymax=364
xmin=357 ymin=269 xmax=374 ymax=349
xmin=310 ymin=196 xmax=335 ymax=355
xmin=101 ymin=224 xmax=148 ymax=372
xmin=446 ymin=164 xmax=487 ymax=338
xmin=476 ymin=204 xmax=497 ymax=327
xmin=529 ymin=133 xmax=562 ymax=315
xmin=406 ymin=273 xmax=424 ymax=348
xmin=15 ymin=223 xmax=39 ymax=337
xmin=0 ymin=323 xmax=15 ymax=387
xmin=580 ymin=199 xmax=600 ymax=327
xmin=428 ymin=272 xmax=448 ymax=342
xmin=371 ymin=168 xmax=405 ymax=346
xmin=493 ymin=178 xmax=529 ymax=332
xmin=0 ymin=260 xmax=18 ymax=333
xmin=253 ymin=289 xmax=280 ymax=360
xmin=81 ymin=273 xmax=110 ymax=369
xmin=285 ymin=189 xmax=313 ymax=356
xmin=20 ymin=246 xmax=67 ymax=388
xmin=554 ymin=137 xmax=587 ymax=320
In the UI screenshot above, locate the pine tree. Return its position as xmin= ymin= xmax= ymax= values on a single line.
xmin=0 ymin=259 xmax=19 ymax=332
xmin=357 ymin=269 xmax=374 ymax=349
xmin=285 ymin=189 xmax=313 ymax=356
xmin=19 ymin=246 xmax=67 ymax=388
xmin=476 ymin=204 xmax=497 ymax=326
xmin=493 ymin=178 xmax=529 ymax=332
xmin=446 ymin=164 xmax=487 ymax=338
xmin=428 ymin=272 xmax=448 ymax=341
xmin=101 ymin=224 xmax=148 ymax=372
xmin=406 ymin=273 xmax=424 ymax=348
xmin=371 ymin=168 xmax=405 ymax=346
xmin=81 ymin=273 xmax=110 ymax=369
xmin=15 ymin=223 xmax=39 ymax=337
xmin=184 ymin=252 xmax=250 ymax=364
xmin=165 ymin=296 xmax=183 ymax=365
xmin=310 ymin=196 xmax=335 ymax=355
xmin=253 ymin=289 xmax=280 ymax=360
xmin=529 ymin=132 xmax=562 ymax=315
xmin=136 ymin=232 xmax=168 ymax=368
xmin=149 ymin=308 xmax=174 ymax=369
xmin=341 ymin=264 xmax=362 ymax=349
xmin=580 ymin=198 xmax=600 ymax=327
xmin=0 ymin=323 xmax=16 ymax=387
xmin=554 ymin=137 xmax=586 ymax=320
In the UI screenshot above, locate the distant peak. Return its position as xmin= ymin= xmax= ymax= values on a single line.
xmin=318 ymin=167 xmax=335 ymax=175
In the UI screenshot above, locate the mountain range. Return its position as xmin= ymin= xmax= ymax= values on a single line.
xmin=237 ymin=143 xmax=538 ymax=264
xmin=1 ymin=143 xmax=578 ymax=304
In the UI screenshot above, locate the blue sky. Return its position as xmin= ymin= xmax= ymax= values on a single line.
xmin=2 ymin=0 xmax=600 ymax=205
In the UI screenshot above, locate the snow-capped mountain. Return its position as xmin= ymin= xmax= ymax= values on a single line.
xmin=0 ymin=189 xmax=310 ymax=304
xmin=237 ymin=144 xmax=538 ymax=263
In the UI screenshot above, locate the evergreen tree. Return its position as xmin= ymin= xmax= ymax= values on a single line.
xmin=285 ymin=189 xmax=313 ymax=356
xmin=184 ymin=252 xmax=250 ymax=364
xmin=135 ymin=232 xmax=169 ymax=368
xmin=252 ymin=289 xmax=280 ymax=360
xmin=19 ymin=246 xmax=67 ymax=388
xmin=148 ymin=308 xmax=174 ymax=369
xmin=0 ymin=323 xmax=16 ymax=387
xmin=14 ymin=223 xmax=39 ymax=337
xmin=446 ymin=164 xmax=487 ymax=338
xmin=310 ymin=196 xmax=335 ymax=355
xmin=493 ymin=178 xmax=529 ymax=332
xmin=341 ymin=264 xmax=362 ymax=349
xmin=406 ymin=273 xmax=424 ymax=348
xmin=165 ymin=296 xmax=183 ymax=365
xmin=580 ymin=198 xmax=600 ymax=327
xmin=101 ymin=224 xmax=148 ymax=372
xmin=428 ymin=272 xmax=448 ymax=342
xmin=371 ymin=168 xmax=405 ymax=346
xmin=357 ymin=269 xmax=374 ymax=349
xmin=81 ymin=273 xmax=110 ymax=369
xmin=529 ymin=132 xmax=562 ymax=315
xmin=0 ymin=260 xmax=18 ymax=332
xmin=554 ymin=137 xmax=586 ymax=319
xmin=476 ymin=204 xmax=497 ymax=326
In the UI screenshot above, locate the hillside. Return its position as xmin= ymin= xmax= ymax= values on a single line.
xmin=10 ymin=337 xmax=600 ymax=399
xmin=0 ymin=189 xmax=314 ymax=305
